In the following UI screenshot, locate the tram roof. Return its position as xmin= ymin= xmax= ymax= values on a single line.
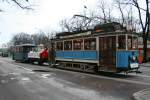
xmin=93 ymin=31 xmax=139 ymax=36
xmin=55 ymin=30 xmax=138 ymax=40
xmin=93 ymin=22 xmax=125 ymax=32
xmin=14 ymin=44 xmax=36 ymax=47
xmin=55 ymin=22 xmax=139 ymax=39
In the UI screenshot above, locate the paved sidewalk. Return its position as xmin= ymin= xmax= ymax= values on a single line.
xmin=136 ymin=63 xmax=150 ymax=76
xmin=133 ymin=88 xmax=150 ymax=100
xmin=133 ymin=63 xmax=150 ymax=100
xmin=140 ymin=63 xmax=150 ymax=67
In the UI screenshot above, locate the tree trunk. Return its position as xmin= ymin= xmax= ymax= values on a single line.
xmin=143 ymin=34 xmax=148 ymax=62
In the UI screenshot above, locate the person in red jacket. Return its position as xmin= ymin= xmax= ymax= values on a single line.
xmin=41 ymin=48 xmax=48 ymax=59
xmin=39 ymin=48 xmax=48 ymax=65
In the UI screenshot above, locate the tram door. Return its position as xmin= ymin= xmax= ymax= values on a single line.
xmin=99 ymin=36 xmax=116 ymax=71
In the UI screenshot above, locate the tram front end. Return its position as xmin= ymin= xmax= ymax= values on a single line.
xmin=116 ymin=34 xmax=139 ymax=72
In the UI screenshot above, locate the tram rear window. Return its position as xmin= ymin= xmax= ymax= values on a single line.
xmin=73 ymin=39 xmax=83 ymax=50
xmin=118 ymin=35 xmax=126 ymax=49
xmin=24 ymin=47 xmax=32 ymax=53
xmin=14 ymin=47 xmax=19 ymax=53
xmin=19 ymin=47 xmax=23 ymax=52
xmin=14 ymin=47 xmax=23 ymax=53
xmin=56 ymin=42 xmax=63 ymax=50
xmin=64 ymin=41 xmax=72 ymax=50
xmin=84 ymin=38 xmax=96 ymax=50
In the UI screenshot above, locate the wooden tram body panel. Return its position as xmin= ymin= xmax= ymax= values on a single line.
xmin=99 ymin=36 xmax=117 ymax=72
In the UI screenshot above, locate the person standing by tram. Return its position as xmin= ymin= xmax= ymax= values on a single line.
xmin=49 ymin=46 xmax=55 ymax=65
xmin=39 ymin=47 xmax=48 ymax=65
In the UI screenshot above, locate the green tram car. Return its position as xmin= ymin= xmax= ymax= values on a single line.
xmin=12 ymin=44 xmax=35 ymax=62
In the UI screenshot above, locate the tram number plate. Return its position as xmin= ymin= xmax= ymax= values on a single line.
xmin=130 ymin=63 xmax=139 ymax=68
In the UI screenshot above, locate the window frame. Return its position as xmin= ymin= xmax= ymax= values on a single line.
xmin=117 ymin=35 xmax=126 ymax=50
xmin=73 ymin=39 xmax=83 ymax=50
xmin=56 ymin=41 xmax=64 ymax=51
xmin=64 ymin=40 xmax=73 ymax=51
xmin=84 ymin=38 xmax=96 ymax=50
xmin=127 ymin=35 xmax=138 ymax=50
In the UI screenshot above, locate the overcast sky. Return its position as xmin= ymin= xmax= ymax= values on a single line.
xmin=0 ymin=0 xmax=98 ymax=47
xmin=0 ymin=0 xmax=144 ymax=47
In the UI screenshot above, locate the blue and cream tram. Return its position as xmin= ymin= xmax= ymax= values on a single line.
xmin=55 ymin=23 xmax=139 ymax=73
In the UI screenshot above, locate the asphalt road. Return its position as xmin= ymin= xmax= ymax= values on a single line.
xmin=0 ymin=57 xmax=150 ymax=100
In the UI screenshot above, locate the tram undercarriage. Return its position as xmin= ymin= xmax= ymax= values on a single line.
xmin=55 ymin=61 xmax=98 ymax=73
xmin=54 ymin=60 xmax=139 ymax=75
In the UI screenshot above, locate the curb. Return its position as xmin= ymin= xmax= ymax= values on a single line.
xmin=133 ymin=88 xmax=150 ymax=100
xmin=140 ymin=63 xmax=150 ymax=67
xmin=141 ymin=65 xmax=150 ymax=67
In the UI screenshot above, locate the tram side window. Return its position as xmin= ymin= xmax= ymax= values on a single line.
xmin=19 ymin=47 xmax=23 ymax=52
xmin=14 ymin=47 xmax=17 ymax=53
xmin=132 ymin=37 xmax=138 ymax=49
xmin=128 ymin=36 xmax=132 ymax=49
xmin=118 ymin=35 xmax=126 ymax=49
xmin=128 ymin=36 xmax=138 ymax=50
xmin=84 ymin=38 xmax=96 ymax=50
xmin=14 ymin=47 xmax=16 ymax=53
xmin=56 ymin=42 xmax=63 ymax=50
xmin=73 ymin=39 xmax=83 ymax=50
xmin=15 ymin=47 xmax=20 ymax=52
xmin=24 ymin=47 xmax=32 ymax=53
xmin=64 ymin=41 xmax=72 ymax=50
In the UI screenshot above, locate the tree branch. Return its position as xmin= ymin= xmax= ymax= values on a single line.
xmin=11 ymin=0 xmax=33 ymax=10
xmin=120 ymin=2 xmax=146 ymax=11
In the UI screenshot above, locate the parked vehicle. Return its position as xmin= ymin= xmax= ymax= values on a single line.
xmin=54 ymin=22 xmax=139 ymax=73
xmin=12 ymin=44 xmax=35 ymax=62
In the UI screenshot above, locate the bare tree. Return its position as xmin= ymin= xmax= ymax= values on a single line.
xmin=11 ymin=31 xmax=50 ymax=47
xmin=60 ymin=1 xmax=114 ymax=32
xmin=59 ymin=19 xmax=72 ymax=32
xmin=31 ymin=31 xmax=50 ymax=47
xmin=59 ymin=15 xmax=92 ymax=32
xmin=114 ymin=0 xmax=125 ymax=26
xmin=96 ymin=0 xmax=115 ymax=23
xmin=119 ymin=0 xmax=150 ymax=62
xmin=99 ymin=0 xmax=107 ymax=23
xmin=125 ymin=6 xmax=140 ymax=32
xmin=11 ymin=32 xmax=32 ymax=45
xmin=114 ymin=0 xmax=140 ymax=32
xmin=0 ymin=0 xmax=32 ymax=11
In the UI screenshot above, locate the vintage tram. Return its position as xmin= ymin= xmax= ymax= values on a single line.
xmin=54 ymin=23 xmax=139 ymax=73
xmin=13 ymin=44 xmax=49 ymax=65
xmin=12 ymin=44 xmax=35 ymax=62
